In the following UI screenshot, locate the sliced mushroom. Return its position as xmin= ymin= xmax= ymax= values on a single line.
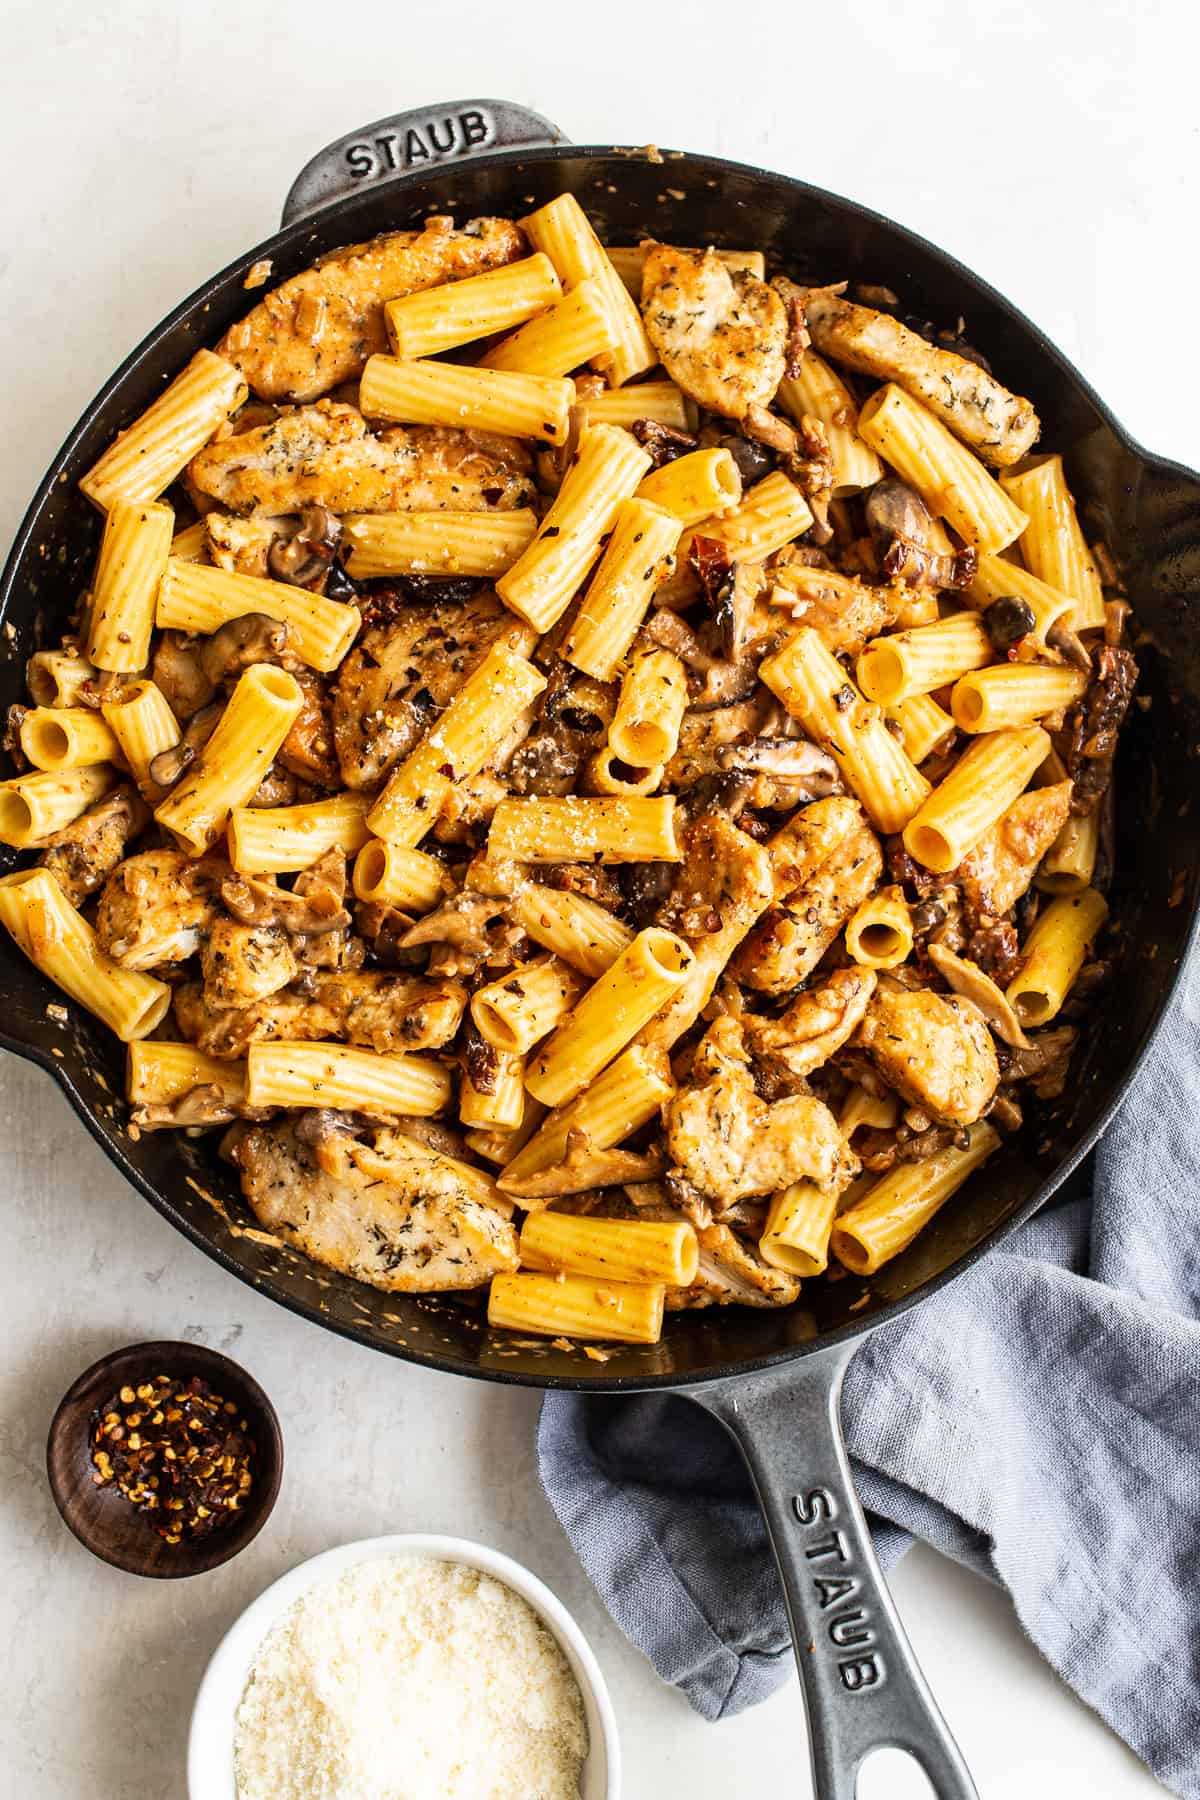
xmin=294 ymin=1107 xmax=366 ymax=1148
xmin=631 ymin=418 xmax=698 ymax=467
xmin=267 ymin=506 xmax=342 ymax=590
xmin=865 ymin=479 xmax=977 ymax=589
xmin=399 ymin=892 xmax=510 ymax=955
xmin=926 ymin=943 xmax=1029 ymax=1048
xmin=498 ymin=1127 xmax=667 ymax=1199
xmin=1046 ymin=620 xmax=1094 ymax=674
xmin=131 ymin=1084 xmax=243 ymax=1132
xmin=716 ymin=735 xmax=841 ymax=795
xmin=219 ymin=870 xmax=350 ymax=938
xmin=200 ymin=613 xmax=295 ymax=688
xmin=147 ymin=742 xmax=196 ymax=788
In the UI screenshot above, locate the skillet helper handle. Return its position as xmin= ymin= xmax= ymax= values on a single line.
xmin=282 ymin=100 xmax=566 ymax=225
xmin=689 ymin=1343 xmax=977 ymax=1800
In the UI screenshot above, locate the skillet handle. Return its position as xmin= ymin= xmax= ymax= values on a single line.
xmin=282 ymin=101 xmax=567 ymax=226
xmin=687 ymin=1343 xmax=977 ymax=1800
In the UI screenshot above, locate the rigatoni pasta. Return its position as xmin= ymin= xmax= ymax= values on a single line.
xmin=856 ymin=612 xmax=992 ymax=704
xmin=1006 ymin=889 xmax=1109 ymax=1027
xmin=100 ymin=680 xmax=181 ymax=796
xmin=0 ymin=764 xmax=115 ymax=848
xmin=79 ymin=350 xmax=247 ymax=511
xmin=481 ymin=278 xmax=619 ymax=377
xmin=0 ymin=868 xmax=170 ymax=1040
xmin=227 ymin=793 xmax=372 ymax=874
xmin=858 ymin=383 xmax=1028 ymax=553
xmin=950 ymin=663 xmax=1089 ymax=733
xmin=778 ymin=351 xmax=884 ymax=496
xmin=19 ymin=708 xmax=121 ymax=773
xmin=561 ymin=497 xmax=682 ymax=679
xmin=383 ymin=253 xmax=562 ymax=358
xmin=1000 ymin=455 xmax=1106 ymax=630
xmin=155 ymin=665 xmax=304 ymax=854
xmin=902 ymin=725 xmax=1050 ymax=874
xmin=86 ymin=499 xmax=174 ymax=672
xmin=521 ymin=193 xmax=656 ymax=386
xmin=156 ymin=558 xmax=361 ymax=672
xmin=359 ymin=355 xmax=575 ymax=445
xmin=831 ymin=1124 xmax=1001 ymax=1275
xmin=340 ymin=509 xmax=537 ymax=580
xmin=488 ymin=796 xmax=680 ymax=863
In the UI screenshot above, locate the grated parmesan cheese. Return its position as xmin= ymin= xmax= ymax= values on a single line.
xmin=233 ymin=1555 xmax=588 ymax=1800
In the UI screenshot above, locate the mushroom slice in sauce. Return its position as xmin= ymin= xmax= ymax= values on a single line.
xmin=926 ymin=943 xmax=1030 ymax=1049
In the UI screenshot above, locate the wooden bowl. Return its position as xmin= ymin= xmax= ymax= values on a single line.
xmin=46 ymin=1341 xmax=282 ymax=1578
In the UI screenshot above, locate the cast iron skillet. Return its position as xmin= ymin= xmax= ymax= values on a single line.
xmin=4 ymin=100 xmax=1200 ymax=1799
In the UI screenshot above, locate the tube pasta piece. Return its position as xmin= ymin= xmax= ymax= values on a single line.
xmin=126 ymin=1041 xmax=246 ymax=1106
xmin=804 ymin=293 xmax=1040 ymax=469
xmin=488 ymin=796 xmax=680 ymax=864
xmin=521 ymin=194 xmax=656 ymax=386
xmin=901 ymin=724 xmax=1050 ymax=874
xmin=1006 ymin=888 xmax=1108 ymax=1028
xmin=760 ymin=627 xmax=929 ymax=834
xmin=245 ymin=1040 xmax=452 ymax=1116
xmin=101 ymin=680 xmax=181 ymax=796
xmin=481 ymin=278 xmax=619 ymax=376
xmin=856 ymin=613 xmax=993 ymax=704
xmin=520 ymin=1212 xmax=699 ymax=1287
xmin=0 ymin=867 xmax=170 ymax=1040
xmin=759 ymin=1180 xmax=840 ymax=1278
xmin=560 ymin=496 xmax=682 ymax=680
xmin=636 ymin=448 xmax=742 ymax=527
xmin=1037 ymin=809 xmax=1099 ymax=895
xmin=950 ymin=663 xmax=1089 ymax=733
xmin=0 ymin=765 xmax=115 ymax=848
xmin=844 ymin=885 xmax=913 ymax=969
xmin=19 ymin=708 xmax=120 ymax=773
xmin=885 ymin=694 xmax=955 ymax=766
xmin=26 ymin=649 xmax=97 ymax=709
xmin=154 ymin=665 xmax=304 ymax=855
xmin=488 ymin=1271 xmax=665 ymax=1344
xmin=607 ymin=244 xmax=765 ymax=298
xmin=583 ymin=748 xmax=663 ymax=797
xmin=966 ymin=554 xmax=1074 ymax=642
xmin=170 ymin=519 xmax=209 ymax=563
xmin=858 ymin=384 xmax=1028 ymax=554
xmin=366 ymin=646 xmax=547 ymax=844
xmin=359 ymin=354 xmax=575 ymax=446
xmin=999 ymin=455 xmax=1105 ymax=630
xmin=471 ymin=957 xmax=585 ymax=1056
xmin=677 ymin=471 xmax=813 ymax=566
xmin=340 ymin=509 xmax=537 ymax=580
xmin=459 ymin=1047 xmax=527 ymax=1131
xmin=352 ymin=840 xmax=451 ymax=912
xmin=382 ymin=253 xmax=562 ymax=358
xmin=465 ymin=1090 xmax=549 ymax=1168
xmin=577 ymin=381 xmax=691 ymax=431
xmin=778 ymin=351 xmax=884 ymax=496
xmin=86 ymin=499 xmax=174 ymax=672
xmin=227 ymin=792 xmax=372 ymax=874
xmin=831 ymin=1123 xmax=1001 ymax=1275
xmin=79 ymin=350 xmax=247 ymax=511
xmin=609 ymin=648 xmax=688 ymax=766
xmin=496 ymin=425 xmax=653 ymax=633
xmin=156 ymin=558 xmax=361 ymax=673
xmin=525 ymin=927 xmax=694 ymax=1108
xmin=510 ymin=885 xmax=634 ymax=979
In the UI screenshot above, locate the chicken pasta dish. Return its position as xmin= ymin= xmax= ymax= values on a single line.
xmin=0 ymin=199 xmax=1135 ymax=1346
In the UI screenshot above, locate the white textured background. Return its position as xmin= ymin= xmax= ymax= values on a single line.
xmin=0 ymin=2 xmax=1192 ymax=1793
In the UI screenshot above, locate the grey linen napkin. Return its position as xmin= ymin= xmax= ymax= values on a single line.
xmin=537 ymin=956 xmax=1200 ymax=1799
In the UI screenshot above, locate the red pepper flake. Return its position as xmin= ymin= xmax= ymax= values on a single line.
xmin=89 ymin=1374 xmax=256 ymax=1546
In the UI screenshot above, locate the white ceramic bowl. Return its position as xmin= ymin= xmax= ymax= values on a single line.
xmin=188 ymin=1532 xmax=620 ymax=1800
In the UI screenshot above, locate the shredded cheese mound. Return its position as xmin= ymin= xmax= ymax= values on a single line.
xmin=233 ymin=1555 xmax=588 ymax=1800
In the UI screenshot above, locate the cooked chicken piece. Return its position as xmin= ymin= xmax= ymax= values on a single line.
xmin=173 ymin=970 xmax=466 ymax=1058
xmin=332 ymin=593 xmax=534 ymax=788
xmin=641 ymin=243 xmax=788 ymax=419
xmin=637 ymin=813 xmax=774 ymax=1052
xmin=200 ymin=919 xmax=297 ymax=1010
xmin=665 ymin=699 xmax=770 ymax=790
xmin=190 ymin=404 xmax=535 ymax=517
xmin=204 ymin=511 xmax=288 ymax=578
xmin=804 ymin=291 xmax=1040 ymax=468
xmin=234 ymin=1121 xmax=517 ymax=1294
xmin=218 ymin=215 xmax=528 ymax=402
xmin=667 ymin=1016 xmax=856 ymax=1206
xmin=37 ymin=784 xmax=149 ymax=908
xmin=276 ymin=668 xmax=339 ymax=788
xmin=769 ymin=557 xmax=937 ymax=655
xmin=95 ymin=850 xmax=223 ymax=969
xmin=666 ymin=1224 xmax=801 ymax=1310
xmin=956 ymin=781 xmax=1073 ymax=923
xmin=744 ymin=965 xmax=878 ymax=1079
xmin=855 ymin=984 xmax=999 ymax=1126
xmin=736 ymin=806 xmax=882 ymax=994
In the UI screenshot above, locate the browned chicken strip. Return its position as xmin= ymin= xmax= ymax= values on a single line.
xmin=95 ymin=849 xmax=223 ymax=969
xmin=37 ymin=784 xmax=148 ymax=908
xmin=667 ymin=1016 xmax=857 ymax=1206
xmin=218 ymin=216 xmax=528 ymax=402
xmin=804 ymin=292 xmax=1040 ymax=468
xmin=855 ymin=983 xmax=1000 ymax=1125
xmin=173 ymin=971 xmax=467 ymax=1059
xmin=332 ymin=593 xmax=535 ymax=788
xmin=234 ymin=1121 xmax=517 ymax=1294
xmin=743 ymin=964 xmax=878 ymax=1079
xmin=641 ymin=243 xmax=788 ymax=419
xmin=190 ymin=404 xmax=535 ymax=517
xmin=956 ymin=780 xmax=1073 ymax=923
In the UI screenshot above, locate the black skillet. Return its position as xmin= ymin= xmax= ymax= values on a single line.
xmin=3 ymin=100 xmax=1199 ymax=1799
